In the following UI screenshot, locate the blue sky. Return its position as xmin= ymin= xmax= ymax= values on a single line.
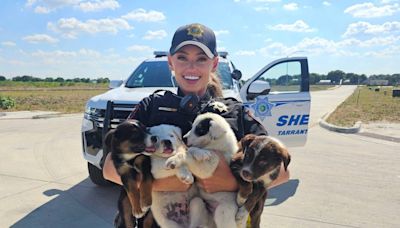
xmin=0 ymin=0 xmax=399 ymax=80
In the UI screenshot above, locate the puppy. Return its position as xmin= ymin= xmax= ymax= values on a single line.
xmin=104 ymin=119 xmax=153 ymax=228
xmin=231 ymin=134 xmax=291 ymax=228
xmin=166 ymin=112 xmax=239 ymax=228
xmin=145 ymin=124 xmax=195 ymax=228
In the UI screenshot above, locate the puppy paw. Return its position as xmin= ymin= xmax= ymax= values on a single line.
xmin=132 ymin=208 xmax=145 ymax=218
xmin=165 ymin=155 xmax=182 ymax=169
xmin=178 ymin=172 xmax=194 ymax=184
xmin=236 ymin=194 xmax=246 ymax=207
xmin=188 ymin=147 xmax=212 ymax=161
xmin=235 ymin=206 xmax=249 ymax=224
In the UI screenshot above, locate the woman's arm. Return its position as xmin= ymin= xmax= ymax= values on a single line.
xmin=103 ymin=152 xmax=122 ymax=185
xmin=196 ymin=152 xmax=238 ymax=193
xmin=103 ymin=152 xmax=191 ymax=191
xmin=268 ymin=164 xmax=290 ymax=189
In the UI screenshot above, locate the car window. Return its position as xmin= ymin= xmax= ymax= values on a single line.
xmin=125 ymin=60 xmax=234 ymax=89
xmin=257 ymin=61 xmax=302 ymax=92
xmin=216 ymin=62 xmax=234 ymax=90
xmin=125 ymin=61 xmax=173 ymax=88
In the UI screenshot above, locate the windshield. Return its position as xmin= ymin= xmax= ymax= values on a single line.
xmin=125 ymin=60 xmax=233 ymax=89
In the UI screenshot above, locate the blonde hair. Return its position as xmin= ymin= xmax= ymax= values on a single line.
xmin=208 ymin=72 xmax=223 ymax=98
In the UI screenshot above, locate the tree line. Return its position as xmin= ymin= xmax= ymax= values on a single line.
xmin=310 ymin=70 xmax=400 ymax=85
xmin=0 ymin=75 xmax=110 ymax=84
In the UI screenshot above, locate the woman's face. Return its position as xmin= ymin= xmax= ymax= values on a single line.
xmin=168 ymin=45 xmax=218 ymax=96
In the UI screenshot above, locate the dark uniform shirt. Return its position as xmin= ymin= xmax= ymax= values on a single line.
xmin=128 ymin=88 xmax=267 ymax=139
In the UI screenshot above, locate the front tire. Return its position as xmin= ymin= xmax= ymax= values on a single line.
xmin=88 ymin=162 xmax=113 ymax=186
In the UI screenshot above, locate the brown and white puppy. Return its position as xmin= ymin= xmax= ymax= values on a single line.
xmin=104 ymin=119 xmax=153 ymax=228
xmin=231 ymin=134 xmax=291 ymax=228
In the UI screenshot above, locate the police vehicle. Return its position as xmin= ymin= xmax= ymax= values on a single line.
xmin=81 ymin=51 xmax=311 ymax=185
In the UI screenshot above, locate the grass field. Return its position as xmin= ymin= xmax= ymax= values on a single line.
xmin=327 ymin=86 xmax=400 ymax=127
xmin=0 ymin=81 xmax=108 ymax=113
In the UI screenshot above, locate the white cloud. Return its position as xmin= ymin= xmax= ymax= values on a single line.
xmin=344 ymin=2 xmax=400 ymax=18
xmin=127 ymin=45 xmax=154 ymax=52
xmin=23 ymin=34 xmax=59 ymax=43
xmin=214 ymin=30 xmax=230 ymax=36
xmin=366 ymin=45 xmax=400 ymax=57
xmin=1 ymin=41 xmax=17 ymax=47
xmin=26 ymin=0 xmax=118 ymax=13
xmin=343 ymin=21 xmax=400 ymax=37
xmin=283 ymin=3 xmax=298 ymax=11
xmin=122 ymin=9 xmax=166 ymax=22
xmin=77 ymin=0 xmax=120 ymax=12
xmin=34 ymin=6 xmax=51 ymax=13
xmin=268 ymin=20 xmax=316 ymax=32
xmin=143 ymin=30 xmax=167 ymax=40
xmin=258 ymin=35 xmax=400 ymax=58
xmin=48 ymin=17 xmax=133 ymax=38
xmin=235 ymin=50 xmax=256 ymax=56
xmin=323 ymin=1 xmax=331 ymax=6
xmin=247 ymin=0 xmax=281 ymax=2
xmin=32 ymin=49 xmax=77 ymax=58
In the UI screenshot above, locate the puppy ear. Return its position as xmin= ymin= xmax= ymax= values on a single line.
xmin=209 ymin=120 xmax=227 ymax=140
xmin=240 ymin=134 xmax=257 ymax=152
xmin=171 ymin=126 xmax=182 ymax=138
xmin=104 ymin=129 xmax=115 ymax=151
xmin=279 ymin=146 xmax=291 ymax=171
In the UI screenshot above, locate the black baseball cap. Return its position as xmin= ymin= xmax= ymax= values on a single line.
xmin=169 ymin=23 xmax=217 ymax=59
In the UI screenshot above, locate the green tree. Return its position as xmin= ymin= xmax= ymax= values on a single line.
xmin=327 ymin=70 xmax=345 ymax=84
xmin=0 ymin=76 xmax=6 ymax=81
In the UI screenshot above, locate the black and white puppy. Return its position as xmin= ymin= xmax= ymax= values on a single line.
xmin=166 ymin=112 xmax=240 ymax=228
xmin=145 ymin=124 xmax=195 ymax=228
xmin=231 ymin=134 xmax=291 ymax=228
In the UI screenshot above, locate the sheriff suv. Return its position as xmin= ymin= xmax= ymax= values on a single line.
xmin=82 ymin=51 xmax=311 ymax=185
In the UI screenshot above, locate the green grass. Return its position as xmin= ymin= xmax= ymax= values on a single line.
xmin=327 ymin=86 xmax=400 ymax=127
xmin=0 ymin=81 xmax=107 ymax=89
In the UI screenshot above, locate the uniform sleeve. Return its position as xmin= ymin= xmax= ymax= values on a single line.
xmin=242 ymin=107 xmax=268 ymax=136
xmin=127 ymin=95 xmax=153 ymax=126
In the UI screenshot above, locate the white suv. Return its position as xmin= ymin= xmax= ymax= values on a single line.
xmin=81 ymin=52 xmax=311 ymax=185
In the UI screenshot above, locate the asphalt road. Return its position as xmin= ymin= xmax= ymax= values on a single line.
xmin=1 ymin=86 xmax=399 ymax=228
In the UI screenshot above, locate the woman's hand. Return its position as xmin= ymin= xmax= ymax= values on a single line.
xmin=196 ymin=151 xmax=238 ymax=193
xmin=153 ymin=176 xmax=192 ymax=192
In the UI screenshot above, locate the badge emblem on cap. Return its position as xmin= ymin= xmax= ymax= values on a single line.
xmin=187 ymin=24 xmax=204 ymax=38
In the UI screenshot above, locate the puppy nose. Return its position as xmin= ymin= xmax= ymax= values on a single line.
xmin=241 ymin=169 xmax=252 ymax=180
xmin=163 ymin=140 xmax=172 ymax=148
xmin=151 ymin=136 xmax=158 ymax=143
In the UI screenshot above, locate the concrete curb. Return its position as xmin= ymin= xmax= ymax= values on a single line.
xmin=319 ymin=113 xmax=362 ymax=134
xmin=32 ymin=113 xmax=63 ymax=119
xmin=0 ymin=112 xmax=5 ymax=117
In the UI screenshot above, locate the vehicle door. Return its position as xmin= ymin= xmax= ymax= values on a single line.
xmin=240 ymin=57 xmax=311 ymax=147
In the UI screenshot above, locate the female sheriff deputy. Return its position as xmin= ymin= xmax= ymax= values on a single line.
xmin=103 ymin=23 xmax=289 ymax=226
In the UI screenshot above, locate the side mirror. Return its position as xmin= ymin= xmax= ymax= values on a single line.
xmin=108 ymin=80 xmax=123 ymax=89
xmin=231 ymin=69 xmax=242 ymax=80
xmin=247 ymin=80 xmax=271 ymax=100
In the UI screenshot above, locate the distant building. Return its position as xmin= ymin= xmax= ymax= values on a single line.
xmin=316 ymin=80 xmax=332 ymax=85
xmin=367 ymin=79 xmax=389 ymax=86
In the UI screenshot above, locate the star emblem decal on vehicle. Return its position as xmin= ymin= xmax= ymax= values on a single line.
xmin=250 ymin=96 xmax=274 ymax=121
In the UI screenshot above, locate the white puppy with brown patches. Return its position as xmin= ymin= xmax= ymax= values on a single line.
xmin=166 ymin=112 xmax=242 ymax=228
xmin=145 ymin=124 xmax=194 ymax=228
